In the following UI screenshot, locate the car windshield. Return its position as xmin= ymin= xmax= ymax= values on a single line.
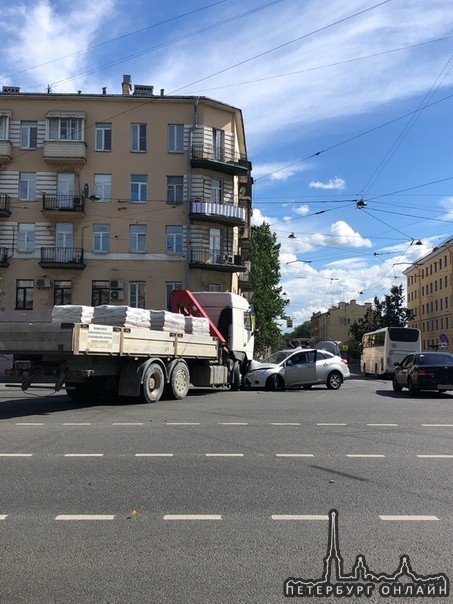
xmin=261 ymin=350 xmax=294 ymax=365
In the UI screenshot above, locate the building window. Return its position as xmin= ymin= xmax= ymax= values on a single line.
xmin=93 ymin=224 xmax=110 ymax=253
xmin=211 ymin=179 xmax=222 ymax=203
xmin=166 ymin=225 xmax=183 ymax=254
xmin=94 ymin=174 xmax=112 ymax=201
xmin=19 ymin=173 xmax=36 ymax=201
xmin=168 ymin=124 xmax=184 ymax=152
xmin=92 ymin=280 xmax=110 ymax=306
xmin=48 ymin=117 xmax=83 ymax=141
xmin=212 ymin=128 xmax=224 ymax=161
xmin=16 ymin=279 xmax=34 ymax=310
xmin=129 ymin=224 xmax=146 ymax=253
xmin=0 ymin=115 xmax=10 ymax=139
xmin=130 ymin=282 xmax=146 ymax=308
xmin=17 ymin=223 xmax=35 ymax=252
xmin=20 ymin=121 xmax=38 ymax=149
xmin=131 ymin=123 xmax=146 ymax=151
xmin=95 ymin=123 xmax=112 ymax=151
xmin=131 ymin=174 xmax=147 ymax=202
xmin=208 ymin=283 xmax=222 ymax=292
xmin=167 ymin=176 xmax=184 ymax=204
xmin=166 ymin=282 xmax=182 ymax=310
xmin=56 ymin=223 xmax=73 ymax=248
xmin=54 ymin=280 xmax=72 ymax=305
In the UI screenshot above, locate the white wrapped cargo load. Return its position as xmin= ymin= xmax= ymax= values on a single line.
xmin=51 ymin=305 xmax=94 ymax=324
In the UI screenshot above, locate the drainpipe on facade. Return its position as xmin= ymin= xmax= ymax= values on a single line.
xmin=186 ymin=97 xmax=200 ymax=291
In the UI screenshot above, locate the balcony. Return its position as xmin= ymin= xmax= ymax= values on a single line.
xmin=0 ymin=140 xmax=12 ymax=164
xmin=189 ymin=199 xmax=246 ymax=226
xmin=39 ymin=247 xmax=85 ymax=269
xmin=43 ymin=141 xmax=87 ymax=165
xmin=42 ymin=194 xmax=85 ymax=213
xmin=191 ymin=144 xmax=249 ymax=176
xmin=0 ymin=194 xmax=11 ymax=217
xmin=0 ymin=247 xmax=10 ymax=267
xmin=189 ymin=248 xmax=246 ymax=272
xmin=238 ymin=272 xmax=253 ymax=292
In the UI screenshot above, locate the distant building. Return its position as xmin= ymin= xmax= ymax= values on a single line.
xmin=404 ymin=238 xmax=453 ymax=351
xmin=0 ymin=75 xmax=252 ymax=318
xmin=311 ymin=299 xmax=372 ymax=344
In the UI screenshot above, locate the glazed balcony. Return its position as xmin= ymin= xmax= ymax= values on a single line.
xmin=42 ymin=194 xmax=85 ymax=213
xmin=189 ymin=247 xmax=246 ymax=272
xmin=0 ymin=140 xmax=12 ymax=164
xmin=43 ymin=141 xmax=87 ymax=165
xmin=190 ymin=144 xmax=249 ymax=176
xmin=189 ymin=199 xmax=246 ymax=226
xmin=238 ymin=272 xmax=253 ymax=292
xmin=0 ymin=194 xmax=11 ymax=217
xmin=0 ymin=247 xmax=10 ymax=267
xmin=39 ymin=247 xmax=85 ymax=269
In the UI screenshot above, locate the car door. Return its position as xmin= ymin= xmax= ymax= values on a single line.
xmin=284 ymin=351 xmax=317 ymax=387
xmin=397 ymin=354 xmax=414 ymax=386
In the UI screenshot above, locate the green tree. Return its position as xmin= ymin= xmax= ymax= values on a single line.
xmin=250 ymin=223 xmax=289 ymax=355
xmin=350 ymin=284 xmax=413 ymax=343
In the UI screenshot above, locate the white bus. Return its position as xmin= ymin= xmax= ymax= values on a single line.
xmin=361 ymin=327 xmax=422 ymax=377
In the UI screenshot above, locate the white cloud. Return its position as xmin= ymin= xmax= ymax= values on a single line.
xmin=294 ymin=205 xmax=310 ymax=216
xmin=309 ymin=177 xmax=346 ymax=190
xmin=310 ymin=221 xmax=372 ymax=248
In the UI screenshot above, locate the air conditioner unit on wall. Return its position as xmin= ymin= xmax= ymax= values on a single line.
xmin=110 ymin=289 xmax=125 ymax=301
xmin=110 ymin=279 xmax=124 ymax=289
xmin=36 ymin=278 xmax=52 ymax=288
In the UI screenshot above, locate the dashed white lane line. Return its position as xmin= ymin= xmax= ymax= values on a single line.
xmin=56 ymin=515 xmax=114 ymax=521
xmin=112 ymin=422 xmax=144 ymax=426
xmin=166 ymin=422 xmax=200 ymax=426
xmin=272 ymin=515 xmax=328 ymax=521
xmin=271 ymin=422 xmax=301 ymax=426
xmin=367 ymin=423 xmax=398 ymax=426
xmin=163 ymin=515 xmax=222 ymax=521
xmin=205 ymin=453 xmax=244 ymax=457
xmin=0 ymin=515 xmax=7 ymax=520
xmin=63 ymin=454 xmax=104 ymax=457
xmin=317 ymin=423 xmax=347 ymax=426
xmin=15 ymin=422 xmax=44 ymax=426
xmin=63 ymin=423 xmax=92 ymax=426
xmin=135 ymin=453 xmax=174 ymax=457
xmin=417 ymin=454 xmax=453 ymax=458
xmin=0 ymin=453 xmax=33 ymax=457
xmin=380 ymin=515 xmax=439 ymax=521
xmin=275 ymin=454 xmax=314 ymax=458
xmin=422 ymin=424 xmax=453 ymax=427
xmin=347 ymin=454 xmax=386 ymax=458
xmin=218 ymin=422 xmax=249 ymax=425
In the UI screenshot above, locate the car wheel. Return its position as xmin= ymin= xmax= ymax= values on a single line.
xmin=326 ymin=371 xmax=342 ymax=390
xmin=265 ymin=374 xmax=285 ymax=391
xmin=407 ymin=377 xmax=419 ymax=396
xmin=392 ymin=376 xmax=403 ymax=392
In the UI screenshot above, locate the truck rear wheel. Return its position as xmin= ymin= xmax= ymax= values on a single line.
xmin=230 ymin=361 xmax=241 ymax=391
xmin=141 ymin=362 xmax=165 ymax=403
xmin=166 ymin=361 xmax=190 ymax=400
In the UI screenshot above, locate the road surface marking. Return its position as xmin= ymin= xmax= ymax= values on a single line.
xmin=113 ymin=422 xmax=144 ymax=426
xmin=417 ymin=454 xmax=453 ymax=458
xmin=163 ymin=514 xmax=221 ymax=520
xmin=218 ymin=422 xmax=249 ymax=425
xmin=64 ymin=453 xmax=104 ymax=457
xmin=56 ymin=515 xmax=114 ymax=521
xmin=0 ymin=515 xmax=7 ymax=520
xmin=271 ymin=422 xmax=301 ymax=426
xmin=422 ymin=424 xmax=453 ymax=427
xmin=166 ymin=422 xmax=200 ymax=425
xmin=63 ymin=423 xmax=92 ymax=426
xmin=0 ymin=453 xmax=33 ymax=457
xmin=380 ymin=515 xmax=439 ymax=521
xmin=135 ymin=453 xmax=174 ymax=457
xmin=272 ymin=515 xmax=328 ymax=521
xmin=317 ymin=423 xmax=347 ymax=426
xmin=367 ymin=423 xmax=398 ymax=426
xmin=15 ymin=422 xmax=44 ymax=426
xmin=347 ymin=454 xmax=385 ymax=458
xmin=275 ymin=454 xmax=314 ymax=457
xmin=205 ymin=453 xmax=244 ymax=457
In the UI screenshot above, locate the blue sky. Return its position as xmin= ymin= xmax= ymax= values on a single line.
xmin=1 ymin=0 xmax=453 ymax=325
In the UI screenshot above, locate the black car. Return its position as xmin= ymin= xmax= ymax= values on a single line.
xmin=393 ymin=351 xmax=453 ymax=395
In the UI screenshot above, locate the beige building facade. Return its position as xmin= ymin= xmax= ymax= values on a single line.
xmin=311 ymin=299 xmax=372 ymax=344
xmin=0 ymin=76 xmax=252 ymax=318
xmin=404 ymin=238 xmax=453 ymax=351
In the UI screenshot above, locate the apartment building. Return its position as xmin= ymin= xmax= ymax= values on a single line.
xmin=311 ymin=299 xmax=372 ymax=343
xmin=0 ymin=75 xmax=252 ymax=318
xmin=404 ymin=238 xmax=453 ymax=351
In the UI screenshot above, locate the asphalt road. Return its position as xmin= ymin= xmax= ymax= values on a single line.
xmin=0 ymin=377 xmax=452 ymax=603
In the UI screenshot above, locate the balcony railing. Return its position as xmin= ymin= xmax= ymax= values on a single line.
xmin=39 ymin=247 xmax=85 ymax=269
xmin=0 ymin=194 xmax=11 ymax=217
xmin=0 ymin=140 xmax=12 ymax=163
xmin=189 ymin=199 xmax=246 ymax=226
xmin=191 ymin=144 xmax=249 ymax=176
xmin=42 ymin=194 xmax=85 ymax=212
xmin=0 ymin=247 xmax=10 ymax=267
xmin=189 ymin=247 xmax=246 ymax=272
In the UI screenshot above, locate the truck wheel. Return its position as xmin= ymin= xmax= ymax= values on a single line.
xmin=230 ymin=361 xmax=241 ymax=391
xmin=65 ymin=383 xmax=88 ymax=401
xmin=141 ymin=362 xmax=165 ymax=403
xmin=166 ymin=361 xmax=190 ymax=400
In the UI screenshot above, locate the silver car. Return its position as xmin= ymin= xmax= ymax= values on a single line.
xmin=244 ymin=348 xmax=350 ymax=391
